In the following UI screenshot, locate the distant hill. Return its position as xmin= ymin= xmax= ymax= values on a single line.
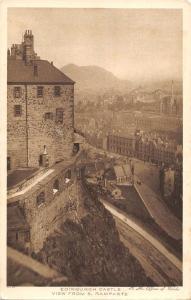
xmin=61 ymin=64 xmax=131 ymax=94
xmin=61 ymin=64 xmax=182 ymax=102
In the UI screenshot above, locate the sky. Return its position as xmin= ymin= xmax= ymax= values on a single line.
xmin=8 ymin=8 xmax=182 ymax=81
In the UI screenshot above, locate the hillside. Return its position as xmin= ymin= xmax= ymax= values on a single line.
xmin=61 ymin=64 xmax=182 ymax=102
xmin=61 ymin=64 xmax=131 ymax=94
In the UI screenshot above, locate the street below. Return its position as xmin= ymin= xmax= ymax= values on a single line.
xmin=101 ymin=199 xmax=182 ymax=286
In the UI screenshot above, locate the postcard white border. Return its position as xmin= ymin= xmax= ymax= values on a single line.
xmin=0 ymin=0 xmax=191 ymax=299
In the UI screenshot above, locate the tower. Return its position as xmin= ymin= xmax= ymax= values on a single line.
xmin=8 ymin=30 xmax=75 ymax=169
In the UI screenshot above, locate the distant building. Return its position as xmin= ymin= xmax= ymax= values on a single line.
xmin=107 ymin=134 xmax=135 ymax=157
xmin=104 ymin=164 xmax=133 ymax=186
xmin=7 ymin=30 xmax=75 ymax=169
xmin=160 ymin=81 xmax=182 ymax=117
xmin=135 ymin=114 xmax=182 ymax=133
xmin=161 ymin=165 xmax=182 ymax=215
xmin=135 ymin=132 xmax=176 ymax=165
xmin=105 ymin=131 xmax=179 ymax=166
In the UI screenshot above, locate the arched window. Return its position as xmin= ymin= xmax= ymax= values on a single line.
xmin=53 ymin=179 xmax=59 ymax=195
xmin=36 ymin=191 xmax=45 ymax=206
xmin=65 ymin=169 xmax=71 ymax=183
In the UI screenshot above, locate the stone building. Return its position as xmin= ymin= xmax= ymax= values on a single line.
xmin=107 ymin=134 xmax=135 ymax=157
xmin=104 ymin=164 xmax=133 ymax=186
xmin=135 ymin=114 xmax=182 ymax=133
xmin=134 ymin=133 xmax=176 ymax=165
xmin=7 ymin=30 xmax=75 ymax=170
xmin=106 ymin=131 xmax=178 ymax=166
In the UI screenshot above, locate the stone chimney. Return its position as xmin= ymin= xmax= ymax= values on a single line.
xmin=23 ymin=30 xmax=34 ymax=65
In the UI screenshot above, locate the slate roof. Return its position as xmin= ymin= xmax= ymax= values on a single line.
xmin=122 ymin=164 xmax=132 ymax=177
xmin=105 ymin=164 xmax=132 ymax=181
xmin=104 ymin=168 xmax=116 ymax=180
xmin=8 ymin=59 xmax=75 ymax=84
xmin=114 ymin=165 xmax=125 ymax=179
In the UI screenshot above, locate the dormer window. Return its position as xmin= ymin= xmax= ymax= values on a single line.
xmin=54 ymin=86 xmax=61 ymax=97
xmin=14 ymin=87 xmax=21 ymax=98
xmin=37 ymin=86 xmax=44 ymax=98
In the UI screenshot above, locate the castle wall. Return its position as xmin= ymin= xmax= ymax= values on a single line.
xmin=18 ymin=167 xmax=80 ymax=252
xmin=7 ymin=149 xmax=87 ymax=252
xmin=7 ymin=84 xmax=74 ymax=169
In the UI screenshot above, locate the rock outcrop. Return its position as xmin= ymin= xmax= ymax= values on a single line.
xmin=38 ymin=179 xmax=152 ymax=286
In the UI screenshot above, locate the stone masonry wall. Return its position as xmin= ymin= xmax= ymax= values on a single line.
xmin=7 ymin=85 xmax=27 ymax=169
xmin=19 ymin=173 xmax=81 ymax=252
xmin=8 ymin=151 xmax=85 ymax=253
xmin=7 ymin=84 xmax=74 ymax=169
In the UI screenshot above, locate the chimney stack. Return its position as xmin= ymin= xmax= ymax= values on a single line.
xmin=23 ymin=29 xmax=34 ymax=65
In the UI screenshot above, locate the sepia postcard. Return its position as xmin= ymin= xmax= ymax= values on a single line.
xmin=0 ymin=0 xmax=191 ymax=299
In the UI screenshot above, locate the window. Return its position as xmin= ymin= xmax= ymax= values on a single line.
xmin=56 ymin=108 xmax=63 ymax=123
xmin=54 ymin=86 xmax=61 ymax=97
xmin=53 ymin=179 xmax=59 ymax=190
xmin=73 ymin=143 xmax=80 ymax=154
xmin=65 ymin=169 xmax=71 ymax=179
xmin=24 ymin=231 xmax=30 ymax=242
xmin=37 ymin=86 xmax=44 ymax=98
xmin=44 ymin=112 xmax=53 ymax=120
xmin=36 ymin=191 xmax=45 ymax=206
xmin=65 ymin=169 xmax=71 ymax=183
xmin=14 ymin=105 xmax=22 ymax=117
xmin=53 ymin=179 xmax=59 ymax=195
xmin=14 ymin=87 xmax=21 ymax=98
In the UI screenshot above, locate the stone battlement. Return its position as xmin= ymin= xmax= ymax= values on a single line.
xmin=7 ymin=150 xmax=88 ymax=252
